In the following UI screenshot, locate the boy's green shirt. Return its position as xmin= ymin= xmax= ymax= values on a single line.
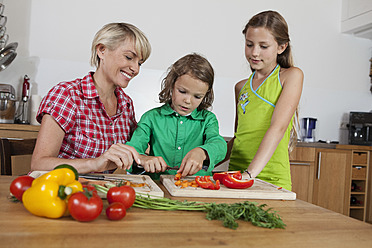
xmin=126 ymin=104 xmax=227 ymax=179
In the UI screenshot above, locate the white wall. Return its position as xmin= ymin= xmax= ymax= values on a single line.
xmin=0 ymin=0 xmax=372 ymax=143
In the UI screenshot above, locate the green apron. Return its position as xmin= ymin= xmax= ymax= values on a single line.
xmin=229 ymin=65 xmax=293 ymax=190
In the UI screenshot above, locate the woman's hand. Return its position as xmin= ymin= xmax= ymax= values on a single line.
xmin=96 ymin=143 xmax=141 ymax=171
xmin=178 ymin=148 xmax=207 ymax=177
xmin=138 ymin=154 xmax=168 ymax=173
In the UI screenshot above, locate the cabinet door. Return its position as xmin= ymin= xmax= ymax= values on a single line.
xmin=312 ymin=149 xmax=351 ymax=215
xmin=290 ymin=161 xmax=314 ymax=202
xmin=290 ymin=147 xmax=315 ymax=202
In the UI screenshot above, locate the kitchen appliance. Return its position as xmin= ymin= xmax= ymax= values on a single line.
xmin=0 ymin=83 xmax=16 ymax=123
xmin=14 ymin=75 xmax=30 ymax=124
xmin=348 ymin=112 xmax=372 ymax=146
xmin=301 ymin=117 xmax=317 ymax=142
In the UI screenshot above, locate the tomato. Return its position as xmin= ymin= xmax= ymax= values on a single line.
xmin=107 ymin=185 xmax=136 ymax=209
xmin=106 ymin=202 xmax=127 ymax=220
xmin=68 ymin=188 xmax=103 ymax=222
xmin=9 ymin=175 xmax=34 ymax=202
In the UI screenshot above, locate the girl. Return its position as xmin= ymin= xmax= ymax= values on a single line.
xmin=126 ymin=53 xmax=227 ymax=179
xmin=227 ymin=11 xmax=304 ymax=190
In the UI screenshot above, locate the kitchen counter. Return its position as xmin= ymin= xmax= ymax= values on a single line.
xmin=296 ymin=141 xmax=372 ymax=150
xmin=1 ymin=176 xmax=371 ymax=248
xmin=0 ymin=123 xmax=40 ymax=139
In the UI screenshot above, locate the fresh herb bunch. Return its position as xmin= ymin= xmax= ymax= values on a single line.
xmin=204 ymin=202 xmax=286 ymax=229
xmin=134 ymin=193 xmax=286 ymax=230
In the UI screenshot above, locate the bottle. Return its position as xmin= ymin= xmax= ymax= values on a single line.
xmin=350 ymin=196 xmax=358 ymax=205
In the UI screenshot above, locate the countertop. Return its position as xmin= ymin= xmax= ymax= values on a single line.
xmin=1 ymin=176 xmax=371 ymax=248
xmin=0 ymin=123 xmax=40 ymax=132
xmin=296 ymin=141 xmax=372 ymax=150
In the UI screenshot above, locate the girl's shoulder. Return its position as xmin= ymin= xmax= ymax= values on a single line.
xmin=280 ymin=66 xmax=303 ymax=80
xmin=235 ymin=78 xmax=249 ymax=93
xmin=279 ymin=66 xmax=304 ymax=87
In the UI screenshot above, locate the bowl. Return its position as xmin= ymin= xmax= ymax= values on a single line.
xmin=0 ymin=99 xmax=16 ymax=123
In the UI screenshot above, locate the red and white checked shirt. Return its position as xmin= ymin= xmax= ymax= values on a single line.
xmin=37 ymin=72 xmax=137 ymax=159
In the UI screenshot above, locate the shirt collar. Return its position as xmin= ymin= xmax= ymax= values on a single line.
xmin=81 ymin=72 xmax=129 ymax=115
xmin=160 ymin=103 xmax=205 ymax=120
xmin=81 ymin=72 xmax=99 ymax=99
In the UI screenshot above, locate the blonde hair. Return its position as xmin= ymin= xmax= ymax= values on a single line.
xmin=90 ymin=23 xmax=151 ymax=68
xmin=159 ymin=53 xmax=215 ymax=111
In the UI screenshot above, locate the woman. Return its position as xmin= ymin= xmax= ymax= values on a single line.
xmin=31 ymin=23 xmax=151 ymax=173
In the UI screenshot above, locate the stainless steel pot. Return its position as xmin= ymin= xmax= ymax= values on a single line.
xmin=0 ymin=98 xmax=16 ymax=123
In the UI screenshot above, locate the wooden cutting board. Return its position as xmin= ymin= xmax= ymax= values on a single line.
xmin=29 ymin=171 xmax=164 ymax=198
xmin=160 ymin=175 xmax=296 ymax=200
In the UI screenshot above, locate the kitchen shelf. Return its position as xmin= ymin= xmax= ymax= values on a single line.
xmin=348 ymin=150 xmax=370 ymax=221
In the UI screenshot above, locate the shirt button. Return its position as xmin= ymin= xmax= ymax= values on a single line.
xmin=47 ymin=103 xmax=52 ymax=107
xmin=109 ymin=122 xmax=113 ymax=126
xmin=111 ymin=141 xmax=115 ymax=144
xmin=178 ymin=146 xmax=181 ymax=150
xmin=176 ymin=113 xmax=179 ymax=116
xmin=180 ymin=121 xmax=183 ymax=124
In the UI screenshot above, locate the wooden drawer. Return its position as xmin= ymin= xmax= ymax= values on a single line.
xmin=352 ymin=166 xmax=367 ymax=179
xmin=289 ymin=147 xmax=315 ymax=162
xmin=353 ymin=152 xmax=368 ymax=164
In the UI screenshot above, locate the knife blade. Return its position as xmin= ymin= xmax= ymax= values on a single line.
xmin=78 ymin=174 xmax=130 ymax=182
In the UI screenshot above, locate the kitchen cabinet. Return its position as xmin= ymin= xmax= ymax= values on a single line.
xmin=289 ymin=147 xmax=315 ymax=202
xmin=291 ymin=144 xmax=372 ymax=223
xmin=312 ymin=148 xmax=352 ymax=215
xmin=341 ymin=0 xmax=372 ymax=39
xmin=0 ymin=124 xmax=40 ymax=175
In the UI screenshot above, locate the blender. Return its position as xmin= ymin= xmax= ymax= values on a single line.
xmin=14 ymin=75 xmax=30 ymax=124
xmin=301 ymin=117 xmax=317 ymax=142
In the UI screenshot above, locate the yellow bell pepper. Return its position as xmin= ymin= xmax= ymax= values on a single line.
xmin=22 ymin=168 xmax=83 ymax=219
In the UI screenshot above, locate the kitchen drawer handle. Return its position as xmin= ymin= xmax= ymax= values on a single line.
xmin=290 ymin=162 xmax=311 ymax=166
xmin=317 ymin=152 xmax=322 ymax=180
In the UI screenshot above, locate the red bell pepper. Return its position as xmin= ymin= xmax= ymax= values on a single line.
xmin=195 ymin=176 xmax=220 ymax=190
xmin=212 ymin=171 xmax=242 ymax=183
xmin=222 ymin=174 xmax=254 ymax=189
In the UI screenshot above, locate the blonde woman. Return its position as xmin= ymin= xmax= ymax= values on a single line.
xmin=31 ymin=23 xmax=151 ymax=173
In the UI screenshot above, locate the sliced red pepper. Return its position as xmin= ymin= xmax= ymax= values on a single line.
xmin=195 ymin=176 xmax=220 ymax=190
xmin=212 ymin=171 xmax=242 ymax=184
xmin=222 ymin=174 xmax=254 ymax=189
xmin=174 ymin=173 xmax=182 ymax=181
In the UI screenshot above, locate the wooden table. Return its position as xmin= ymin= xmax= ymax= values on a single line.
xmin=1 ymin=176 xmax=371 ymax=248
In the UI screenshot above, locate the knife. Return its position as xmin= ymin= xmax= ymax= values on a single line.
xmin=136 ymin=164 xmax=209 ymax=171
xmin=78 ymin=174 xmax=130 ymax=182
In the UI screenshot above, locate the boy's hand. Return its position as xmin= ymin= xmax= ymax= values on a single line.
xmin=178 ymin=148 xmax=207 ymax=177
xmin=138 ymin=154 xmax=168 ymax=173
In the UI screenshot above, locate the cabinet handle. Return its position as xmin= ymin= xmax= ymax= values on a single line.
xmin=290 ymin=162 xmax=311 ymax=166
xmin=317 ymin=152 xmax=322 ymax=180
